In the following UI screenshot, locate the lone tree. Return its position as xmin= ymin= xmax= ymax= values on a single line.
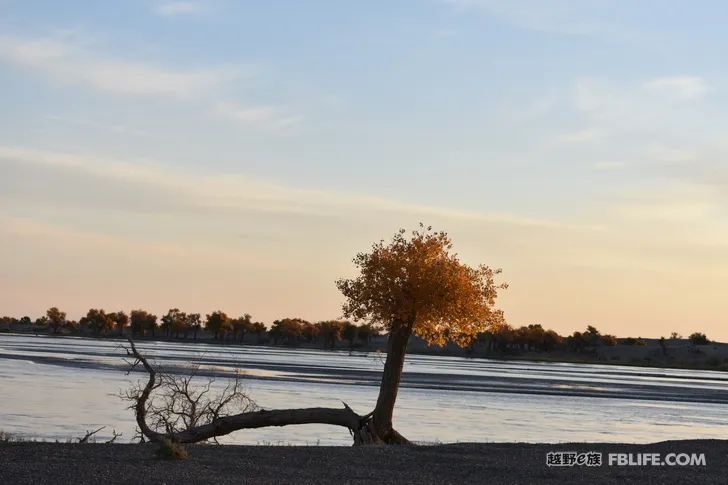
xmin=124 ymin=225 xmax=506 ymax=445
xmin=130 ymin=310 xmax=157 ymax=337
xmin=109 ymin=311 xmax=129 ymax=336
xmin=336 ymin=225 xmax=506 ymax=443
xmin=81 ymin=308 xmax=112 ymax=336
xmin=46 ymin=307 xmax=67 ymax=334
xmin=206 ymin=311 xmax=232 ymax=340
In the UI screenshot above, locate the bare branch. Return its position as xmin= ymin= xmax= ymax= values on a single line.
xmin=105 ymin=430 xmax=122 ymax=444
xmin=121 ymin=338 xmax=372 ymax=444
xmin=125 ymin=338 xmax=165 ymax=442
xmin=78 ymin=426 xmax=105 ymax=443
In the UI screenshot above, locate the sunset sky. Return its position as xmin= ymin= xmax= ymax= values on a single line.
xmin=1 ymin=1 xmax=727 ymax=339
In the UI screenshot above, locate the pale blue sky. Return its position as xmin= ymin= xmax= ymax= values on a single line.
xmin=2 ymin=1 xmax=727 ymax=339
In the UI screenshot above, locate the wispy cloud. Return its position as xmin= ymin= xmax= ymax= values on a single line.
xmin=555 ymin=128 xmax=604 ymax=144
xmin=571 ymin=76 xmax=711 ymax=139
xmin=0 ymin=34 xmax=240 ymax=97
xmin=215 ymin=102 xmax=304 ymax=131
xmin=0 ymin=34 xmax=301 ymax=131
xmin=644 ymin=143 xmax=697 ymax=165
xmin=443 ymin=0 xmax=644 ymax=42
xmin=534 ymin=75 xmax=721 ymax=180
xmin=643 ymin=76 xmax=709 ymax=101
xmin=0 ymin=145 xmax=578 ymax=229
xmin=153 ymin=1 xmax=204 ymax=17
xmin=44 ymin=114 xmax=149 ymax=137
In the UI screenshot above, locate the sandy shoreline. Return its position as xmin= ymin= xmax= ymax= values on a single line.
xmin=1 ymin=440 xmax=726 ymax=484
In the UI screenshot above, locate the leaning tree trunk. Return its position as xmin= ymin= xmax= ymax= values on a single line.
xmin=368 ymin=323 xmax=412 ymax=444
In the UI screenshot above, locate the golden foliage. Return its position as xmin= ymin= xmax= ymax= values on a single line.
xmin=336 ymin=225 xmax=507 ymax=347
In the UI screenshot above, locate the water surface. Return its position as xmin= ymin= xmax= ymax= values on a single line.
xmin=1 ymin=334 xmax=727 ymax=445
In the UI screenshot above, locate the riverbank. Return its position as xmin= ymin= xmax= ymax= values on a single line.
xmin=0 ymin=440 xmax=725 ymax=484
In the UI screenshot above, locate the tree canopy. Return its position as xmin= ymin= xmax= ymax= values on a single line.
xmin=46 ymin=307 xmax=66 ymax=334
xmin=336 ymin=225 xmax=506 ymax=347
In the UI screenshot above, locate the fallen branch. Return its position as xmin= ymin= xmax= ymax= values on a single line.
xmin=123 ymin=338 xmax=374 ymax=445
xmin=77 ymin=426 xmax=105 ymax=443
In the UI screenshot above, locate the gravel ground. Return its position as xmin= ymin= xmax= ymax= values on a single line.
xmin=1 ymin=440 xmax=726 ymax=484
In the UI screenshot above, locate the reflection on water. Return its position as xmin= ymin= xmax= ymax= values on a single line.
xmin=1 ymin=333 xmax=728 ymax=445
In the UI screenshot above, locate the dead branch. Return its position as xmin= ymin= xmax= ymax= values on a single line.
xmin=105 ymin=429 xmax=122 ymax=444
xmin=122 ymin=338 xmax=373 ymax=445
xmin=124 ymin=339 xmax=165 ymax=442
xmin=78 ymin=426 xmax=105 ymax=443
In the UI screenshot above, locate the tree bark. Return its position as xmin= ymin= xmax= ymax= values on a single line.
xmin=371 ymin=323 xmax=412 ymax=444
xmin=172 ymin=406 xmax=363 ymax=443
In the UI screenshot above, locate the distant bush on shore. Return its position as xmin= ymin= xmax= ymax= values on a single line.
xmin=689 ymin=332 xmax=710 ymax=345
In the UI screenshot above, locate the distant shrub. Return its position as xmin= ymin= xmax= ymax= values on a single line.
xmin=689 ymin=333 xmax=709 ymax=345
xmin=621 ymin=337 xmax=646 ymax=346
xmin=600 ymin=334 xmax=618 ymax=346
xmin=156 ymin=439 xmax=188 ymax=460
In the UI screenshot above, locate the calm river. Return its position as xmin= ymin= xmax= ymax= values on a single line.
xmin=1 ymin=333 xmax=727 ymax=445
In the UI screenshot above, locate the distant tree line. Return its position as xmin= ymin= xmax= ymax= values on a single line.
xmin=477 ymin=323 xmax=620 ymax=353
xmin=475 ymin=323 xmax=713 ymax=354
xmin=0 ymin=308 xmax=713 ymax=353
xmin=0 ymin=307 xmax=380 ymax=350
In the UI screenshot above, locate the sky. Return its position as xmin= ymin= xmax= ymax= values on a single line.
xmin=1 ymin=1 xmax=727 ymax=340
